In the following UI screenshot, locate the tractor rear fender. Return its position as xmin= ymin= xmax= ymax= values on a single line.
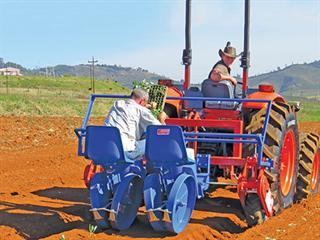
xmin=164 ymin=87 xmax=183 ymax=117
xmin=243 ymin=91 xmax=286 ymax=109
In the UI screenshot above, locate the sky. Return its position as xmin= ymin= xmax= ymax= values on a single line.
xmin=0 ymin=0 xmax=319 ymax=83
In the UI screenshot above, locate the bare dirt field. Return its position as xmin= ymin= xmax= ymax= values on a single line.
xmin=0 ymin=116 xmax=319 ymax=240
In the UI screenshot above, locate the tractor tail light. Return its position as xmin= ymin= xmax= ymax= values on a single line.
xmin=158 ymin=79 xmax=173 ymax=86
xmin=259 ymin=84 xmax=275 ymax=93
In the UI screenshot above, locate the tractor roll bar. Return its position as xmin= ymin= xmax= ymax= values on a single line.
xmin=182 ymin=0 xmax=192 ymax=90
xmin=241 ymin=0 xmax=250 ymax=98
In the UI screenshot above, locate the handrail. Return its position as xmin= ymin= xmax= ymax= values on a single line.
xmin=184 ymin=132 xmax=261 ymax=140
xmin=76 ymin=93 xmax=273 ymax=167
xmin=185 ymin=138 xmax=258 ymax=144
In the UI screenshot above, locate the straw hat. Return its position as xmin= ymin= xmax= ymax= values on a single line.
xmin=219 ymin=41 xmax=237 ymax=58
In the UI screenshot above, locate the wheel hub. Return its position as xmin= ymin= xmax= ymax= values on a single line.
xmin=310 ymin=151 xmax=320 ymax=191
xmin=279 ymin=129 xmax=296 ymax=196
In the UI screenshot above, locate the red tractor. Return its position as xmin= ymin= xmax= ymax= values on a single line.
xmin=77 ymin=0 xmax=320 ymax=230
xmin=157 ymin=0 xmax=320 ymax=226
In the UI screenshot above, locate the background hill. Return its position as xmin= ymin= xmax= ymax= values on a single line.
xmin=0 ymin=58 xmax=166 ymax=88
xmin=1 ymin=58 xmax=319 ymax=97
xmin=248 ymin=60 xmax=320 ymax=98
xmin=27 ymin=64 xmax=167 ymax=88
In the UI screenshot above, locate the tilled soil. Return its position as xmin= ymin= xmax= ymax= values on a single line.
xmin=0 ymin=116 xmax=319 ymax=240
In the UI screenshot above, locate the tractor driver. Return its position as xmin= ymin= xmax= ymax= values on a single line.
xmin=208 ymin=41 xmax=238 ymax=85
xmin=105 ymin=88 xmax=167 ymax=161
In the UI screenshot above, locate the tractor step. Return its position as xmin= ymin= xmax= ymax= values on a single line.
xmin=209 ymin=181 xmax=237 ymax=186
xmin=90 ymin=207 xmax=116 ymax=214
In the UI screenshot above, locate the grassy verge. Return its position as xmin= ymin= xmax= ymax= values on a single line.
xmin=0 ymin=94 xmax=117 ymax=117
xmin=296 ymin=100 xmax=320 ymax=122
xmin=2 ymin=93 xmax=318 ymax=121
xmin=286 ymin=96 xmax=320 ymax=122
xmin=0 ymin=75 xmax=126 ymax=92
xmin=0 ymin=75 xmax=319 ymax=122
xmin=0 ymin=75 xmax=130 ymax=117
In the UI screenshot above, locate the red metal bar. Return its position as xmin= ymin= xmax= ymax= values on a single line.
xmin=233 ymin=120 xmax=243 ymax=158
xmin=242 ymin=67 xmax=248 ymax=98
xmin=203 ymin=109 xmax=241 ymax=120
xmin=166 ymin=118 xmax=244 ymax=170
xmin=183 ymin=65 xmax=190 ymax=90
xmin=166 ymin=118 xmax=242 ymax=129
xmin=211 ymin=157 xmax=246 ymax=166
xmin=190 ymin=112 xmax=200 ymax=155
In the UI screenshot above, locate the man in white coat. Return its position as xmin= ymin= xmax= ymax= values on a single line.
xmin=105 ymin=88 xmax=167 ymax=160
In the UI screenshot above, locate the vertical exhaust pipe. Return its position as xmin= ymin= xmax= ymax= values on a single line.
xmin=241 ymin=0 xmax=250 ymax=98
xmin=183 ymin=0 xmax=191 ymax=90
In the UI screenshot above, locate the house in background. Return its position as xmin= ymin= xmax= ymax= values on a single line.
xmin=0 ymin=67 xmax=23 ymax=76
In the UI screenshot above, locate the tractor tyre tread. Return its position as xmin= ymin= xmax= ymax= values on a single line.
xmin=295 ymin=133 xmax=320 ymax=201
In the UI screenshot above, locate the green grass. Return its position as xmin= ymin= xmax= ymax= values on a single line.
xmin=0 ymin=75 xmax=127 ymax=92
xmin=0 ymin=75 xmax=130 ymax=116
xmin=286 ymin=96 xmax=320 ymax=122
xmin=296 ymin=99 xmax=320 ymax=122
xmin=0 ymin=94 xmax=117 ymax=117
xmin=0 ymin=75 xmax=319 ymax=122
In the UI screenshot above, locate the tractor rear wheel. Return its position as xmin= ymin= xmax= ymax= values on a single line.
xmin=242 ymin=101 xmax=299 ymax=226
xmin=295 ymin=133 xmax=320 ymax=201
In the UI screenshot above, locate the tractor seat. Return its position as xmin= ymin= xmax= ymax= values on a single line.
xmin=145 ymin=125 xmax=194 ymax=168
xmin=201 ymin=79 xmax=237 ymax=109
xmin=184 ymin=86 xmax=203 ymax=110
xmin=84 ymin=126 xmax=133 ymax=167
